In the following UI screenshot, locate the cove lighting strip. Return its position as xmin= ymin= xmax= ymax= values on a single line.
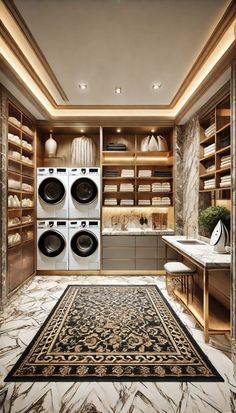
xmin=1 ymin=0 xmax=235 ymax=118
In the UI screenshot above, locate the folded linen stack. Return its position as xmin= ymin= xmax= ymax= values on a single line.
xmin=22 ymin=198 xmax=33 ymax=207
xmin=220 ymin=154 xmax=231 ymax=169
xmin=204 ymin=123 xmax=216 ymax=138
xmin=22 ymin=140 xmax=33 ymax=151
xmin=8 ymin=150 xmax=21 ymax=160
xmin=104 ymin=169 xmax=119 ymax=177
xmin=203 ymin=143 xmax=215 ymax=157
xmin=138 ymin=184 xmax=151 ymax=192
xmin=120 ymin=199 xmax=134 ymax=206
xmin=22 ymin=183 xmax=33 ymax=192
xmin=220 ymin=175 xmax=231 ymax=188
xmin=152 ymin=196 xmax=171 ymax=205
xmin=8 ymin=195 xmax=21 ymax=207
xmin=121 ymin=169 xmax=134 ymax=177
xmin=104 ymin=198 xmax=117 ymax=206
xmin=8 ymin=179 xmax=21 ymax=190
xmin=8 ymin=116 xmax=21 ymax=128
xmin=206 ymin=164 xmax=215 ymax=172
xmin=8 ymin=133 xmax=21 ymax=145
xmin=106 ymin=143 xmax=127 ymax=151
xmin=152 ymin=182 xmax=171 ymax=192
xmin=152 ymin=170 xmax=172 ymax=177
xmin=120 ymin=183 xmax=134 ymax=192
xmin=22 ymin=155 xmax=33 ymax=164
xmin=219 ymin=135 xmax=230 ymax=149
xmin=104 ymin=184 xmax=118 ymax=192
xmin=8 ymin=232 xmax=21 ymax=246
xmin=203 ymin=178 xmax=215 ymax=189
xmin=22 ymin=125 xmax=33 ymax=136
xmin=138 ymin=199 xmax=151 ymax=206
xmin=138 ymin=169 xmax=152 ymax=177
xmin=8 ymin=217 xmax=21 ymax=227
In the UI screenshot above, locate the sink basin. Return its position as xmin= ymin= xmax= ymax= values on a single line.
xmin=177 ymin=239 xmax=205 ymax=245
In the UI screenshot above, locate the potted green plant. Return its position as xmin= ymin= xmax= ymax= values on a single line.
xmin=198 ymin=206 xmax=230 ymax=238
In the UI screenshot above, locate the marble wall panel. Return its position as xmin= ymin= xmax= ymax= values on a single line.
xmin=231 ymin=61 xmax=236 ymax=373
xmin=173 ymin=126 xmax=184 ymax=235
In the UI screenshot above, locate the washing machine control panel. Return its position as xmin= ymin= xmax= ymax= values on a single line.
xmin=37 ymin=167 xmax=67 ymax=176
xmin=37 ymin=220 xmax=68 ymax=228
xmin=69 ymin=220 xmax=100 ymax=229
xmin=69 ymin=167 xmax=100 ymax=176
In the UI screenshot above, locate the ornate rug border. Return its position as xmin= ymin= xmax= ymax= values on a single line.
xmin=5 ymin=284 xmax=224 ymax=382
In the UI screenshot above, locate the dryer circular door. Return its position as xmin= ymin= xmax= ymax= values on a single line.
xmin=71 ymin=178 xmax=98 ymax=204
xmin=71 ymin=230 xmax=98 ymax=257
xmin=38 ymin=178 xmax=66 ymax=204
xmin=38 ymin=230 xmax=66 ymax=257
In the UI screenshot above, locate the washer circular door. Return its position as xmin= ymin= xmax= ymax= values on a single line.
xmin=71 ymin=178 xmax=98 ymax=204
xmin=38 ymin=230 xmax=66 ymax=257
xmin=71 ymin=230 xmax=98 ymax=257
xmin=38 ymin=178 xmax=66 ymax=204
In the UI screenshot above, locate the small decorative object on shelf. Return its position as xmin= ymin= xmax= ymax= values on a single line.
xmin=45 ymin=133 xmax=57 ymax=158
xmin=210 ymin=220 xmax=229 ymax=253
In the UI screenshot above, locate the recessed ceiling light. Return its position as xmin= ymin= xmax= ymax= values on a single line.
xmin=80 ymin=129 xmax=85 ymax=133
xmin=78 ymin=83 xmax=87 ymax=90
xmin=117 ymin=128 xmax=121 ymax=133
xmin=152 ymin=83 xmax=162 ymax=90
xmin=151 ymin=129 xmax=155 ymax=133
xmin=115 ymin=87 xmax=122 ymax=94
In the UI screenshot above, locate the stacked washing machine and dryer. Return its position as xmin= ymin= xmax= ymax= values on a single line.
xmin=37 ymin=167 xmax=101 ymax=271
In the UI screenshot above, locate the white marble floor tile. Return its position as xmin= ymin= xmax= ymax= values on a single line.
xmin=0 ymin=275 xmax=235 ymax=413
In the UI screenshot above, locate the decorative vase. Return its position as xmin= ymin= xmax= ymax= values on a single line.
xmin=45 ymin=133 xmax=57 ymax=158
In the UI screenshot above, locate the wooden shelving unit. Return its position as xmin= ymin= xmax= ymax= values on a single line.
xmin=7 ymin=100 xmax=35 ymax=294
xmin=102 ymin=128 xmax=174 ymax=209
xmin=199 ymin=95 xmax=231 ymax=196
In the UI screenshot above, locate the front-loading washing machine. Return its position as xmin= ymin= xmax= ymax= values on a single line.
xmin=37 ymin=167 xmax=68 ymax=218
xmin=69 ymin=167 xmax=100 ymax=219
xmin=69 ymin=220 xmax=100 ymax=270
xmin=37 ymin=220 xmax=68 ymax=270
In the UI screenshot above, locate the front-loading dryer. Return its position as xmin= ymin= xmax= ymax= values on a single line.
xmin=37 ymin=167 xmax=68 ymax=218
xmin=69 ymin=167 xmax=100 ymax=219
xmin=69 ymin=220 xmax=100 ymax=270
xmin=37 ymin=220 xmax=68 ymax=270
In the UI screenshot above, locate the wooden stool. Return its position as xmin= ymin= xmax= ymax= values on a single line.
xmin=164 ymin=262 xmax=195 ymax=304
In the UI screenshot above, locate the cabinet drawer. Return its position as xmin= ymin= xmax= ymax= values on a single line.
xmin=103 ymin=247 xmax=135 ymax=259
xmin=102 ymin=259 xmax=135 ymax=270
xmin=157 ymin=259 xmax=166 ymax=271
xmin=135 ymin=260 xmax=157 ymax=270
xmin=157 ymin=247 xmax=165 ymax=259
xmin=136 ymin=247 xmax=157 ymax=259
xmin=103 ymin=236 xmax=135 ymax=247
xmin=135 ymin=236 xmax=158 ymax=247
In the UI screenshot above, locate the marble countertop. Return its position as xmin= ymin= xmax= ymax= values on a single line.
xmin=102 ymin=228 xmax=174 ymax=236
xmin=162 ymin=235 xmax=231 ymax=268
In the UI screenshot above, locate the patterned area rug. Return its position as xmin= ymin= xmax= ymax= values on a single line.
xmin=5 ymin=285 xmax=223 ymax=382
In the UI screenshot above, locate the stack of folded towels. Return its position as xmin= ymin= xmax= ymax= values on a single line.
xmin=138 ymin=199 xmax=151 ymax=205
xmin=104 ymin=184 xmax=118 ymax=192
xmin=104 ymin=198 xmax=117 ymax=206
xmin=206 ymin=164 xmax=215 ymax=172
xmin=121 ymin=169 xmax=134 ymax=177
xmin=138 ymin=184 xmax=151 ymax=192
xmin=120 ymin=183 xmax=134 ymax=192
xmin=8 ymin=133 xmax=21 ymax=144
xmin=220 ymin=175 xmax=231 ymax=188
xmin=152 ymin=182 xmax=171 ymax=192
xmin=104 ymin=169 xmax=119 ymax=177
xmin=203 ymin=143 xmax=215 ymax=157
xmin=138 ymin=170 xmax=152 ymax=177
xmin=152 ymin=170 xmax=172 ymax=177
xmin=220 ymin=154 xmax=231 ymax=169
xmin=204 ymin=123 xmax=216 ymax=138
xmin=152 ymin=197 xmax=171 ymax=205
xmin=120 ymin=199 xmax=134 ymax=206
xmin=106 ymin=143 xmax=127 ymax=151
xmin=203 ymin=178 xmax=215 ymax=189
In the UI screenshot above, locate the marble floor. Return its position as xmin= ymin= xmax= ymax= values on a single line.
xmin=0 ymin=275 xmax=235 ymax=413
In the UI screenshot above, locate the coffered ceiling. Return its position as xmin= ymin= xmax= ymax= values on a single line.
xmin=0 ymin=0 xmax=235 ymax=121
